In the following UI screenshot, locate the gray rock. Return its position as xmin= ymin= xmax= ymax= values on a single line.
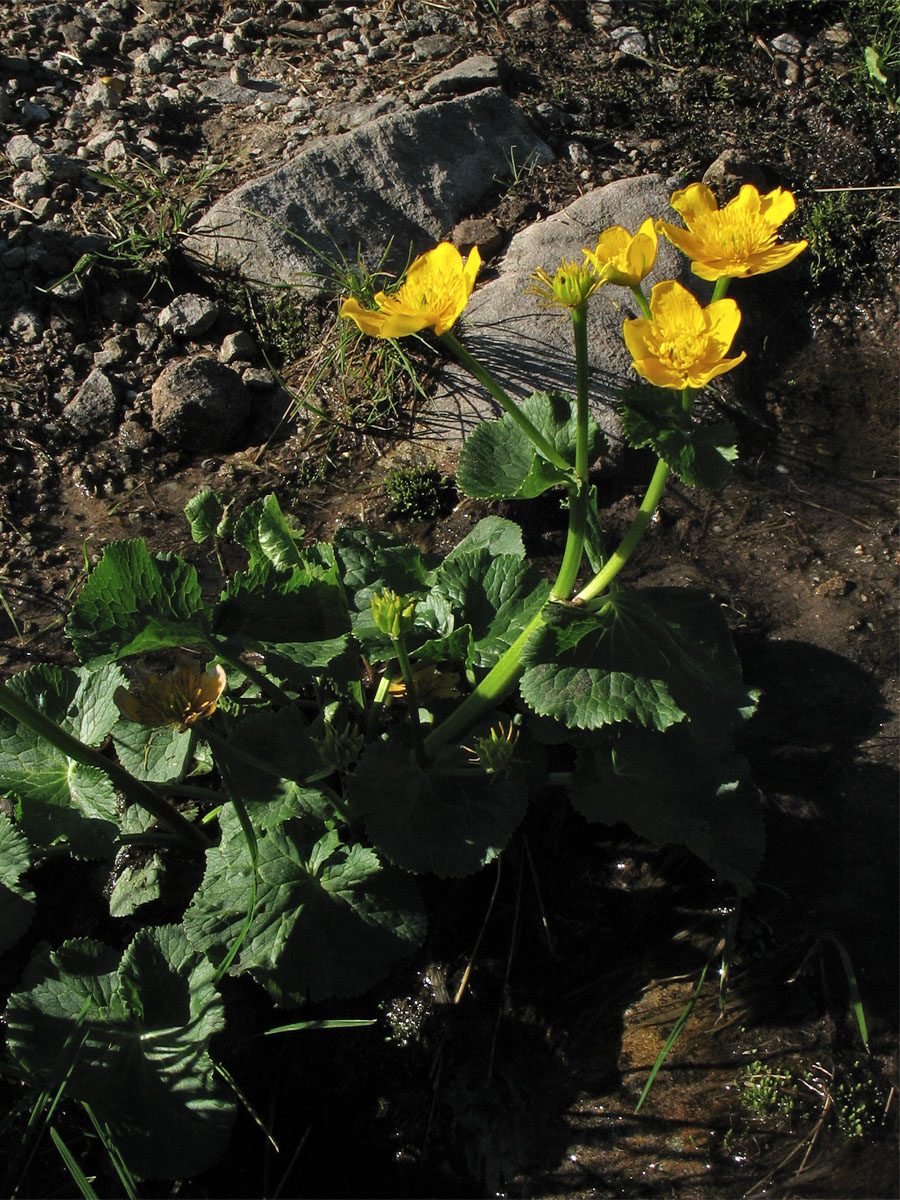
xmin=185 ymin=89 xmax=553 ymax=292
xmin=219 ymin=330 xmax=257 ymax=362
xmin=610 ymin=26 xmax=648 ymax=56
xmin=151 ymin=355 xmax=251 ymax=451
xmin=31 ymin=151 xmax=83 ymax=182
xmin=11 ymin=305 xmax=45 ymax=345
xmin=12 ymin=171 xmax=46 ymax=204
xmin=83 ymin=79 xmax=123 ymax=112
xmin=770 ymin=32 xmax=802 ymax=56
xmin=157 ymin=293 xmax=221 ymax=337
xmin=417 ymin=176 xmax=696 ymax=456
xmin=424 ymin=55 xmax=500 ymax=97
xmin=5 ymin=133 xmax=41 ymax=170
xmin=702 ymin=153 xmax=767 ymax=196
xmin=63 ymin=367 xmax=120 ymax=435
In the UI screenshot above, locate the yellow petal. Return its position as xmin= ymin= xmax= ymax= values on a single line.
xmin=670 ymin=182 xmax=718 ymax=222
xmin=649 ymin=279 xmax=705 ymax=335
xmin=339 ymin=296 xmax=390 ymax=337
xmin=703 ymin=297 xmax=742 ymax=354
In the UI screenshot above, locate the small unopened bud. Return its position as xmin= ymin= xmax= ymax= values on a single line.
xmin=371 ymin=588 xmax=418 ymax=639
xmin=463 ymin=720 xmax=519 ymax=776
xmin=315 ymin=720 xmax=364 ymax=773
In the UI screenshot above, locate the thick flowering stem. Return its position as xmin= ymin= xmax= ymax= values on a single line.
xmin=0 ymin=682 xmax=211 ymax=850
xmin=551 ymin=303 xmax=591 ymax=600
xmin=423 ymin=605 xmax=547 ymax=759
xmin=574 ymin=456 xmax=671 ymax=605
xmin=440 ymin=331 xmax=573 ymax=475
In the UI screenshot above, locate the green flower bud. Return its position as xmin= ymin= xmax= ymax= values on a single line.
xmin=371 ymin=588 xmax=418 ymax=639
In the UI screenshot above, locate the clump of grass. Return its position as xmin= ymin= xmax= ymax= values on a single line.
xmin=385 ymin=464 xmax=455 ymax=521
xmin=54 ymin=156 xmax=226 ymax=296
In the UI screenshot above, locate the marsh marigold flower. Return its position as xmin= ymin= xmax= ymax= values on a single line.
xmin=114 ymin=664 xmax=227 ymax=732
xmin=582 ymin=217 xmax=658 ymax=287
xmin=657 ymin=183 xmax=807 ymax=281
xmin=623 ymin=280 xmax=746 ymax=390
xmin=530 ymin=258 xmax=603 ymax=309
xmin=339 ymin=243 xmax=480 ymax=338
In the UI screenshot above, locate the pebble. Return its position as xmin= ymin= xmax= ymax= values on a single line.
xmin=157 ymin=293 xmax=221 ymax=338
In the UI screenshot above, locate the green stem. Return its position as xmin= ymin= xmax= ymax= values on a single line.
xmin=440 ymin=331 xmax=573 ymax=474
xmin=551 ymin=303 xmax=591 ymax=600
xmin=211 ymin=643 xmax=296 ymax=708
xmin=423 ymin=605 xmax=547 ymax=758
xmin=0 ymin=683 xmax=211 ymax=850
xmin=711 ymin=276 xmax=731 ymax=301
xmin=393 ymin=635 xmax=426 ymax=766
xmin=630 ymin=283 xmax=653 ymax=320
xmin=574 ymin=456 xmax=671 ymax=604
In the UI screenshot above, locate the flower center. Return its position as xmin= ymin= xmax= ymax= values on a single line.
xmin=701 ymin=211 xmax=772 ymax=258
xmin=657 ymin=332 xmax=705 ymax=370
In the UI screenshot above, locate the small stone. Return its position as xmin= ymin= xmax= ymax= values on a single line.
xmin=451 ymin=217 xmax=504 ymax=258
xmin=12 ymin=171 xmax=45 ymax=204
xmin=219 ymin=330 xmax=257 ymax=362
xmin=11 ymin=305 xmax=44 ymax=344
xmin=151 ymin=355 xmax=251 ymax=451
xmin=770 ymin=32 xmax=802 ymax=56
xmin=610 ymin=26 xmax=648 ymax=56
xmin=31 ymin=151 xmax=82 ymax=182
xmin=118 ymin=417 xmax=155 ymax=451
xmin=412 ymin=34 xmax=455 ymax=61
xmin=21 ymin=100 xmax=51 ymax=123
xmin=241 ymin=366 xmax=275 ymax=391
xmin=63 ymin=367 xmax=120 ymax=435
xmin=5 ymin=132 xmax=41 ymax=170
xmin=702 ymin=152 xmax=767 ymax=195
xmin=157 ymin=293 xmax=221 ymax=337
xmin=424 ymin=54 xmax=499 ymax=96
xmin=83 ymin=79 xmax=122 ymax=111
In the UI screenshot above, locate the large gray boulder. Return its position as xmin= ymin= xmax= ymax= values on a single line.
xmin=416 ymin=175 xmax=700 ymax=459
xmin=184 ymin=89 xmax=552 ymax=292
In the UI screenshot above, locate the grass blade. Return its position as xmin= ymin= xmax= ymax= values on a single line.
xmin=635 ymin=960 xmax=710 ymax=1113
xmin=49 ymin=1127 xmax=98 ymax=1200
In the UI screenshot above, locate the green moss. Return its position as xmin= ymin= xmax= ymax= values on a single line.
xmin=385 ymin=465 xmax=454 ymax=522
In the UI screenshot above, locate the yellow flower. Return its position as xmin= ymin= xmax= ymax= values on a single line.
xmin=339 ymin=243 xmax=481 ymax=338
xmin=623 ymin=280 xmax=746 ymax=390
xmin=114 ymin=664 xmax=227 ymax=732
xmin=582 ymin=217 xmax=658 ymax=287
xmin=530 ymin=259 xmax=603 ymax=309
xmin=657 ymin=182 xmax=807 ymax=280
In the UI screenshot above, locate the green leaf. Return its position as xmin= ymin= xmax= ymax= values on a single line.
xmin=108 ymin=856 xmax=164 ymax=917
xmin=520 ymin=587 xmax=756 ymax=736
xmin=214 ymin=559 xmax=351 ymax=654
xmin=256 ymin=493 xmax=306 ymax=570
xmin=184 ymin=489 xmax=227 ymax=544
xmin=443 ymin=515 xmax=527 ymax=562
xmin=111 ymin=721 xmax=193 ymax=783
xmin=5 ymin=926 xmax=236 ymax=1180
xmin=0 ymin=813 xmax=35 ymax=952
xmin=184 ymin=820 xmax=426 ymax=1003
xmin=620 ymin=385 xmax=738 ymax=491
xmin=66 ymin=541 xmax=208 ymax=664
xmin=211 ymin=706 xmax=332 ymax=826
xmin=457 ymin=391 xmax=605 ymax=499
xmin=569 ymin=725 xmax=764 ymax=894
xmin=434 ymin=552 xmax=551 ymax=669
xmin=0 ymin=665 xmax=125 ymax=857
xmin=348 ymin=737 xmax=532 ymax=877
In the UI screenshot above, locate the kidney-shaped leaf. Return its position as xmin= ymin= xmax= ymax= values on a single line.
xmin=5 ymin=926 xmax=235 ymax=1180
xmin=184 ymin=822 xmax=426 ymax=1005
xmin=0 ymin=813 xmax=35 ymax=953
